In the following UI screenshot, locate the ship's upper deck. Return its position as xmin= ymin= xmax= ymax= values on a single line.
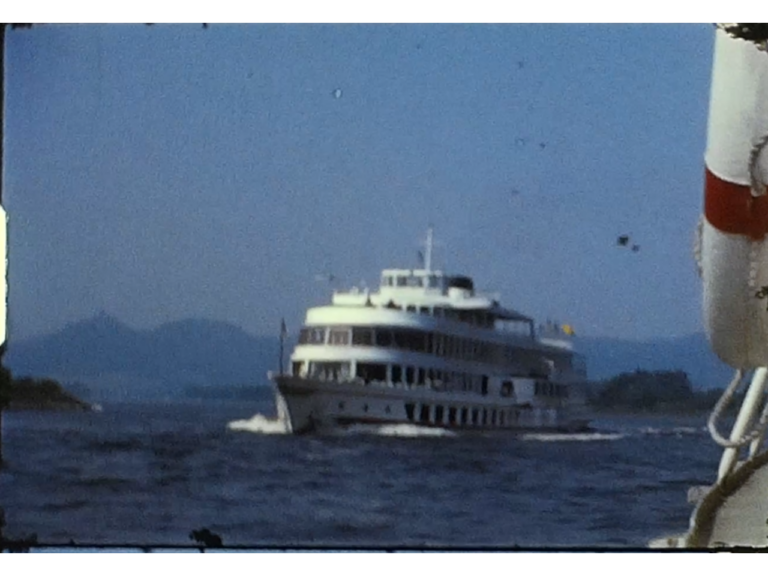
xmin=332 ymin=268 xmax=531 ymax=320
xmin=306 ymin=229 xmax=573 ymax=346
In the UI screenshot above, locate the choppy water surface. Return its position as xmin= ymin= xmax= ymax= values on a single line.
xmin=1 ymin=400 xmax=724 ymax=548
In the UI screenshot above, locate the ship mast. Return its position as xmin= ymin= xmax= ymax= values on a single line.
xmin=424 ymin=226 xmax=433 ymax=272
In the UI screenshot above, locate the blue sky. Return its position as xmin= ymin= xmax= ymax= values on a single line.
xmin=4 ymin=23 xmax=715 ymax=341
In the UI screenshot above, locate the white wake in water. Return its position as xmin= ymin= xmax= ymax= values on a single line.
xmin=638 ymin=426 xmax=706 ymax=437
xmin=340 ymin=423 xmax=457 ymax=438
xmin=227 ymin=413 xmax=289 ymax=435
xmin=521 ymin=432 xmax=626 ymax=442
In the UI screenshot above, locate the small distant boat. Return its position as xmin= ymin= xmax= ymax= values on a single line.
xmin=270 ymin=228 xmax=590 ymax=434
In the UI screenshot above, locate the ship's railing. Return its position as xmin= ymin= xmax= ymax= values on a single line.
xmin=11 ymin=543 xmax=555 ymax=552
xmin=707 ymin=368 xmax=768 ymax=480
xmin=301 ymin=373 xmax=473 ymax=394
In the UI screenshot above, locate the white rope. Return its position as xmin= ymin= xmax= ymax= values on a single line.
xmin=748 ymin=134 xmax=768 ymax=198
xmin=693 ymin=215 xmax=704 ymax=278
xmin=708 ymin=368 xmax=768 ymax=448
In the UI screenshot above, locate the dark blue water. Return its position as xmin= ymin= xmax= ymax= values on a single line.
xmin=0 ymin=400 xmax=725 ymax=548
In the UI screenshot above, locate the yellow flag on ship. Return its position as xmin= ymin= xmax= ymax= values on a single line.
xmin=562 ymin=324 xmax=575 ymax=336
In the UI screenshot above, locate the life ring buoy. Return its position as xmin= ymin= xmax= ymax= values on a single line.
xmin=700 ymin=27 xmax=768 ymax=368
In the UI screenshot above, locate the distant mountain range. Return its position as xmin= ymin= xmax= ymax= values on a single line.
xmin=2 ymin=313 xmax=735 ymax=401
xmin=3 ymin=313 xmax=283 ymax=401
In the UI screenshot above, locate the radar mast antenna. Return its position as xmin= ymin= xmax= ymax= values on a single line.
xmin=424 ymin=226 xmax=433 ymax=272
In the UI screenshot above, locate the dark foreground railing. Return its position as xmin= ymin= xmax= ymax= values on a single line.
xmin=0 ymin=542 xmax=714 ymax=553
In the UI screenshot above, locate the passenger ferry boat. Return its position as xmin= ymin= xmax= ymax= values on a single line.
xmin=271 ymin=229 xmax=589 ymax=434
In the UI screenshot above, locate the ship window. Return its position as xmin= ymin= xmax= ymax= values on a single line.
xmin=363 ymin=404 xmax=369 ymax=413
xmin=406 ymin=276 xmax=423 ymax=287
xmin=404 ymin=330 xmax=426 ymax=352
xmin=482 ymin=409 xmax=488 ymax=425
xmin=499 ymin=411 xmax=505 ymax=426
xmin=338 ymin=401 xmax=345 ymax=410
xmin=406 ymin=305 xmax=416 ymax=312
xmin=308 ymin=361 xmax=349 ymax=380
xmin=420 ymin=404 xmax=430 ymax=423
xmin=461 ymin=407 xmax=469 ymax=424
xmin=308 ymin=327 xmax=326 ymax=344
xmin=292 ymin=361 xmax=303 ymax=376
xmin=423 ymin=332 xmax=432 ymax=353
xmin=405 ymin=403 xmax=415 ymax=421
xmin=417 ymin=368 xmax=425 ymax=385
xmin=471 ymin=408 xmax=479 ymax=425
xmin=375 ymin=329 xmax=392 ymax=347
xmin=491 ymin=410 xmax=497 ymax=425
xmin=419 ymin=307 xmax=429 ymax=314
xmin=329 ymin=328 xmax=350 ymax=346
xmin=448 ymin=407 xmax=457 ymax=424
xmin=385 ymin=405 xmax=391 ymax=414
xmin=435 ymin=405 xmax=444 ymax=424
xmin=397 ymin=276 xmax=408 ymax=287
xmin=406 ymin=366 xmax=415 ymax=384
xmin=356 ymin=362 xmax=386 ymax=383
xmin=481 ymin=376 xmax=488 ymax=396
xmin=416 ymin=331 xmax=428 ymax=352
xmin=392 ymin=365 xmax=402 ymax=383
xmin=393 ymin=329 xmax=423 ymax=351
xmin=352 ymin=327 xmax=373 ymax=346
xmin=298 ymin=328 xmax=311 ymax=344
xmin=427 ymin=275 xmax=439 ymax=288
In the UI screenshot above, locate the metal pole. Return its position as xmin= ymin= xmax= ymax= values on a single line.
xmin=0 ymin=23 xmax=6 ymax=468
xmin=718 ymin=367 xmax=768 ymax=480
xmin=279 ymin=319 xmax=286 ymax=376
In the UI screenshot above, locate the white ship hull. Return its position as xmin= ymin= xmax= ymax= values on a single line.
xmin=273 ymin=374 xmax=589 ymax=434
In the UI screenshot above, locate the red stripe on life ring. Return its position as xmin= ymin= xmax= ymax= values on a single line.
xmin=705 ymin=167 xmax=768 ymax=240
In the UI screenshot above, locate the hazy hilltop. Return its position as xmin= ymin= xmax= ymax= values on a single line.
xmin=2 ymin=314 xmax=734 ymax=402
xmin=4 ymin=313 xmax=284 ymax=402
xmin=578 ymin=333 xmax=733 ymax=390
